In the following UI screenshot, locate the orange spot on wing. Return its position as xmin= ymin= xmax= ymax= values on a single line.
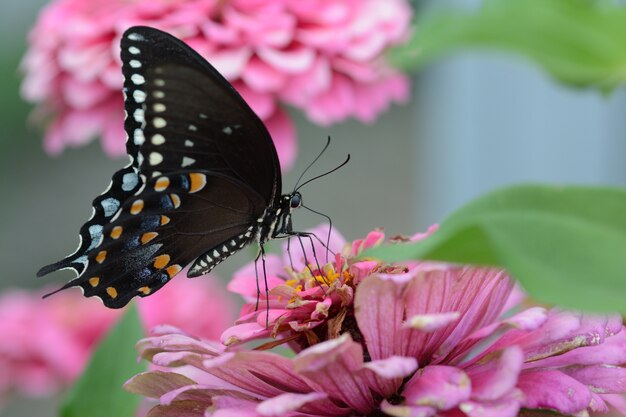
xmin=153 ymin=254 xmax=170 ymax=269
xmin=138 ymin=286 xmax=151 ymax=295
xmin=111 ymin=226 xmax=123 ymax=239
xmin=130 ymin=199 xmax=144 ymax=215
xmin=170 ymin=194 xmax=181 ymax=208
xmin=166 ymin=264 xmax=182 ymax=278
xmin=141 ymin=232 xmax=158 ymax=244
xmin=106 ymin=287 xmax=118 ymax=298
xmin=160 ymin=215 xmax=170 ymax=226
xmin=189 ymin=173 xmax=207 ymax=193
xmin=89 ymin=277 xmax=100 ymax=287
xmin=154 ymin=177 xmax=170 ymax=192
xmin=95 ymin=251 xmax=107 ymax=264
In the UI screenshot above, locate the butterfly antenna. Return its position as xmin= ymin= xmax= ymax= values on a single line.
xmin=302 ymin=205 xmax=334 ymax=263
xmin=296 ymin=154 xmax=350 ymax=191
xmin=293 ymin=136 xmax=332 ymax=191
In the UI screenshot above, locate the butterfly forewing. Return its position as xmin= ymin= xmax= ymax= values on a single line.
xmin=39 ymin=26 xmax=283 ymax=307
xmin=121 ymin=27 xmax=281 ymax=203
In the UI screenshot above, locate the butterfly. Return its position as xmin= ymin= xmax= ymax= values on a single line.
xmin=38 ymin=26 xmax=314 ymax=308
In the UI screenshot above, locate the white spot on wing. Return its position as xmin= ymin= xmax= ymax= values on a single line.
xmin=222 ymin=126 xmax=232 ymax=135
xmin=153 ymin=117 xmax=167 ymax=128
xmin=188 ymin=124 xmax=197 ymax=132
xmin=122 ymin=172 xmax=139 ymax=191
xmin=154 ymin=79 xmax=165 ymax=87
xmin=87 ymin=225 xmax=104 ymax=251
xmin=184 ymin=140 xmax=194 ymax=147
xmin=153 ymin=103 xmax=166 ymax=112
xmin=133 ymin=128 xmax=145 ymax=145
xmin=199 ymin=113 xmax=208 ymax=119
xmin=127 ymin=33 xmax=145 ymax=41
xmin=133 ymin=90 xmax=146 ymax=103
xmin=129 ymin=46 xmax=140 ymax=55
xmin=151 ymin=134 xmax=165 ymax=145
xmin=182 ymin=157 xmax=195 ymax=167
xmin=129 ymin=59 xmax=141 ymax=68
xmin=101 ymin=198 xmax=120 ymax=217
xmin=131 ymin=74 xmax=145 ymax=85
xmin=153 ymin=91 xmax=165 ymax=99
xmin=133 ymin=108 xmax=145 ymax=124
xmin=149 ymin=152 xmax=163 ymax=166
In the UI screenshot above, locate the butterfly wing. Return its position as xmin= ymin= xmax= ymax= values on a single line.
xmin=38 ymin=26 xmax=281 ymax=307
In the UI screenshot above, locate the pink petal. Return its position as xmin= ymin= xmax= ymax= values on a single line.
xmin=350 ymin=229 xmax=385 ymax=255
xmin=517 ymin=370 xmax=591 ymax=414
xmin=362 ymin=356 xmax=418 ymax=379
xmin=221 ymin=323 xmax=270 ymax=346
xmin=241 ymin=56 xmax=287 ymax=92
xmin=601 ymin=393 xmax=626 ymax=414
xmin=402 ymin=267 xmax=513 ymax=364
xmin=124 ymin=371 xmax=196 ymax=398
xmin=562 ymin=365 xmax=626 ymax=394
xmin=256 ymin=392 xmax=327 ymax=417
xmin=257 ymin=45 xmax=315 ymax=74
xmin=354 ymin=274 xmax=404 ymax=361
xmin=403 ymin=366 xmax=471 ymax=410
xmin=294 ymin=334 xmax=375 ymax=413
xmin=403 ymin=312 xmax=461 ymax=332
xmin=466 ymin=346 xmax=524 ymax=401
xmin=459 ymin=396 xmax=521 ymax=417
xmin=228 ymin=254 xmax=285 ymax=302
xmin=526 ymin=329 xmax=626 ymax=369
xmin=380 ymin=401 xmax=436 ymax=417
xmin=203 ymin=351 xmax=311 ymax=398
xmin=208 ymin=47 xmax=252 ymax=80
xmin=465 ymin=307 xmax=548 ymax=342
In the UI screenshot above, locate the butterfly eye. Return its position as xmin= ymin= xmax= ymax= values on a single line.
xmin=290 ymin=192 xmax=302 ymax=209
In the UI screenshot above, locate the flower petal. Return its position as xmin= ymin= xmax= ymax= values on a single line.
xmin=403 ymin=366 xmax=471 ymax=410
xmin=517 ymin=369 xmax=591 ymax=414
xmin=380 ymin=401 xmax=436 ymax=417
xmin=256 ymin=392 xmax=327 ymax=417
xmin=561 ymin=365 xmax=626 ymax=394
xmin=362 ymin=356 xmax=418 ymax=379
xmin=124 ymin=371 xmax=196 ymax=398
xmin=294 ymin=334 xmax=375 ymax=414
xmin=466 ymin=346 xmax=524 ymax=401
xmin=459 ymin=396 xmax=521 ymax=417
xmin=354 ymin=274 xmax=405 ymax=361
xmin=403 ymin=312 xmax=461 ymax=332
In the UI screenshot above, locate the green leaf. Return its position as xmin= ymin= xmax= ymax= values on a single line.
xmin=366 ymin=184 xmax=626 ymax=312
xmin=61 ymin=304 xmax=146 ymax=417
xmin=391 ymin=0 xmax=626 ymax=89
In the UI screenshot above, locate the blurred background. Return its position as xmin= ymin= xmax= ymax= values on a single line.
xmin=1 ymin=0 xmax=625 ymax=415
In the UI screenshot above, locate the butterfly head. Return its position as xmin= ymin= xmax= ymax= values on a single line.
xmin=289 ymin=192 xmax=302 ymax=209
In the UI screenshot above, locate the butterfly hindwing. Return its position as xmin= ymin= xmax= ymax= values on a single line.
xmin=50 ymin=171 xmax=264 ymax=308
xmin=37 ymin=165 xmax=142 ymax=277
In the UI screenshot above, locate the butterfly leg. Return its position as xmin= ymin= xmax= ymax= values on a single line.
xmin=253 ymin=245 xmax=271 ymax=328
xmin=286 ymin=238 xmax=296 ymax=271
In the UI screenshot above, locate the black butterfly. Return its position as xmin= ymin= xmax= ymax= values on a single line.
xmin=38 ymin=26 xmax=312 ymax=308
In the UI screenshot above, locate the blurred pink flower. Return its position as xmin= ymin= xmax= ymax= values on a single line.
xmin=126 ymin=227 xmax=626 ymax=416
xmin=21 ymin=0 xmax=412 ymax=169
xmin=0 ymin=276 xmax=234 ymax=402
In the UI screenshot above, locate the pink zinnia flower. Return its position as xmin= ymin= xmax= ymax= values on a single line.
xmin=126 ymin=227 xmax=626 ymax=417
xmin=21 ymin=0 xmax=412 ymax=169
xmin=0 ymin=276 xmax=234 ymax=402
